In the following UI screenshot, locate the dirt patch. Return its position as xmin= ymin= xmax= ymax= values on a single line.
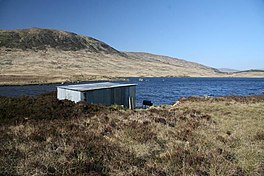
xmin=254 ymin=131 xmax=264 ymax=141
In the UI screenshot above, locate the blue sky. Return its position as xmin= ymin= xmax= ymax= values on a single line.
xmin=0 ymin=0 xmax=263 ymax=70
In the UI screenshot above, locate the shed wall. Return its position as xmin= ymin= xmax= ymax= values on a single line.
xmin=85 ymin=89 xmax=112 ymax=106
xmin=128 ymin=86 xmax=136 ymax=109
xmin=85 ymin=86 xmax=136 ymax=108
xmin=57 ymin=88 xmax=82 ymax=103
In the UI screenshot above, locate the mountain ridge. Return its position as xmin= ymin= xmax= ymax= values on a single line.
xmin=0 ymin=28 xmax=263 ymax=85
xmin=0 ymin=28 xmax=122 ymax=55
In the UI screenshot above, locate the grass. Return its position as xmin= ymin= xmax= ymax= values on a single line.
xmin=177 ymin=96 xmax=264 ymax=175
xmin=0 ymin=93 xmax=263 ymax=175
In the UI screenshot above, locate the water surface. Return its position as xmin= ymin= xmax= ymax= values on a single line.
xmin=0 ymin=77 xmax=263 ymax=107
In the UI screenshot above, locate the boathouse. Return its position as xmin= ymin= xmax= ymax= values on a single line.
xmin=57 ymin=82 xmax=136 ymax=109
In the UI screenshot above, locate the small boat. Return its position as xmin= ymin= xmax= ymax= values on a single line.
xmin=139 ymin=78 xmax=144 ymax=82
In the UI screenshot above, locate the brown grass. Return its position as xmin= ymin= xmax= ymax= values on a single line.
xmin=2 ymin=48 xmax=264 ymax=85
xmin=0 ymin=93 xmax=263 ymax=175
xmin=176 ymin=96 xmax=264 ymax=175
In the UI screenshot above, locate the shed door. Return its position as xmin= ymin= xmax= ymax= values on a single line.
xmin=112 ymin=87 xmax=125 ymax=105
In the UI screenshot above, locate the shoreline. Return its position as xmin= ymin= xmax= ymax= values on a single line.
xmin=0 ymin=77 xmax=129 ymax=87
xmin=1 ymin=76 xmax=264 ymax=86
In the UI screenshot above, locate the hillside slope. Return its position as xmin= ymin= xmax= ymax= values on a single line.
xmin=0 ymin=28 xmax=121 ymax=54
xmin=126 ymin=52 xmax=219 ymax=76
xmin=0 ymin=28 xmax=263 ymax=85
xmin=217 ymin=68 xmax=239 ymax=73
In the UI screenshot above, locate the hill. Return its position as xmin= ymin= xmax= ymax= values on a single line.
xmin=0 ymin=28 xmax=263 ymax=85
xmin=0 ymin=28 xmax=121 ymax=54
xmin=217 ymin=68 xmax=239 ymax=73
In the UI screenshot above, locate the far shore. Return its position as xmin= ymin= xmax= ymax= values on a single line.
xmin=1 ymin=75 xmax=264 ymax=86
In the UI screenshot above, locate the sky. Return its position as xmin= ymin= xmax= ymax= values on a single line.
xmin=0 ymin=0 xmax=263 ymax=70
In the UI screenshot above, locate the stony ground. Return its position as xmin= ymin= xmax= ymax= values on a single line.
xmin=0 ymin=93 xmax=263 ymax=175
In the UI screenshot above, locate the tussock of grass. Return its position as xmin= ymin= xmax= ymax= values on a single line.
xmin=0 ymin=93 xmax=263 ymax=175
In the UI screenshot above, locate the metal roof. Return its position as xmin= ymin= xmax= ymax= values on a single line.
xmin=57 ymin=82 xmax=136 ymax=91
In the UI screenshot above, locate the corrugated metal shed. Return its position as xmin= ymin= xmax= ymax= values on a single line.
xmin=58 ymin=82 xmax=136 ymax=91
xmin=57 ymin=82 xmax=136 ymax=109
